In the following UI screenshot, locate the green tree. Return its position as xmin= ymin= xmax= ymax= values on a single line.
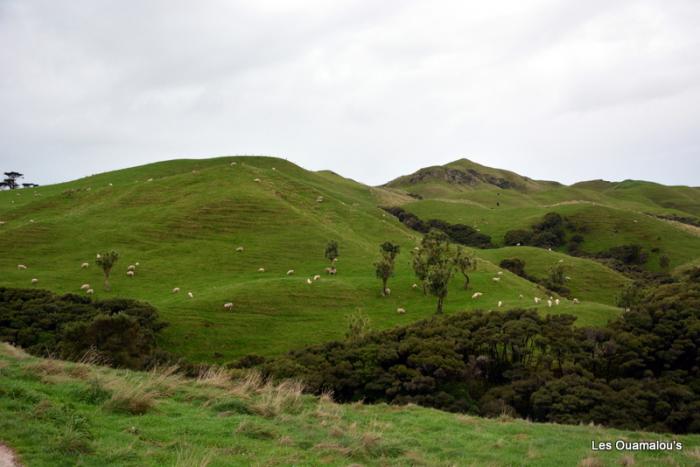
xmin=324 ymin=241 xmax=339 ymax=267
xmin=548 ymin=263 xmax=566 ymax=287
xmin=96 ymin=251 xmax=119 ymax=291
xmin=375 ymin=242 xmax=400 ymax=296
xmin=453 ymin=246 xmax=476 ymax=289
xmin=413 ymin=230 xmax=454 ymax=314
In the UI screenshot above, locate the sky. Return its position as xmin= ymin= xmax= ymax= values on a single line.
xmin=1 ymin=0 xmax=699 ymax=187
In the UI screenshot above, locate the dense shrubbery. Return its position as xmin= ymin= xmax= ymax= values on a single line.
xmin=504 ymin=212 xmax=574 ymax=248
xmin=0 ymin=287 xmax=167 ymax=369
xmin=263 ymin=277 xmax=700 ymax=433
xmin=383 ymin=207 xmax=493 ymax=248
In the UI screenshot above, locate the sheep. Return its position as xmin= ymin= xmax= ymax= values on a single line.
xmin=324 ymin=267 xmax=332 ymax=274
xmin=313 ymin=275 xmax=321 ymax=281
xmin=224 ymin=302 xmax=234 ymax=310
xmin=31 ymin=278 xmax=38 ymax=285
xmin=108 ymin=183 xmax=113 ymax=186
xmin=135 ymin=262 xmax=140 ymax=267
xmin=316 ymin=196 xmax=324 ymax=203
xmin=534 ymin=297 xmax=541 ymax=304
xmin=396 ymin=307 xmax=406 ymax=314
xmin=81 ymin=262 xmax=89 ymax=269
xmin=492 ymin=277 xmax=501 ymax=282
xmin=147 ymin=178 xmax=153 ymax=182
xmin=80 ymin=284 xmax=91 ymax=291
xmin=127 ymin=265 xmax=136 ymax=271
xmin=519 ymin=294 xmax=524 ymax=299
xmin=0 ymin=221 xmax=5 ymax=225
xmin=17 ymin=264 xmax=27 ymax=270
xmin=384 ymin=288 xmax=391 ymax=296
xmin=254 ymin=178 xmax=261 ymax=183
xmin=497 ymin=271 xmax=503 ymax=275
xmin=554 ymin=298 xmax=560 ymax=306
xmin=558 ymin=259 xmax=564 ymax=263
xmin=187 ymin=292 xmax=194 ymax=299
xmin=230 ymin=161 xmax=237 ymax=166
xmin=287 ymin=269 xmax=295 ymax=275
xmin=412 ymin=283 xmax=418 ymax=289
xmin=86 ymin=289 xmax=94 ymax=295
xmin=328 ymin=268 xmax=337 ymax=275
xmin=471 ymin=292 xmax=483 ymax=299
xmin=572 ymin=298 xmax=580 ymax=304
xmin=547 ymin=299 xmax=553 ymax=308
xmin=498 ymin=301 xmax=503 ymax=307
xmin=172 ymin=287 xmax=180 ymax=293
xmin=306 ymin=278 xmax=312 ymax=285
xmin=127 ymin=270 xmax=135 ymax=277
xmin=236 ymin=246 xmax=244 ymax=252
xmin=258 ymin=267 xmax=265 ymax=273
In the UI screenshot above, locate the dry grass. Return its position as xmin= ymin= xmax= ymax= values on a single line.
xmin=618 ymin=454 xmax=635 ymax=465
xmin=250 ymin=379 xmax=305 ymax=417
xmin=579 ymin=456 xmax=604 ymax=467
xmin=147 ymin=364 xmax=184 ymax=395
xmin=173 ymin=447 xmax=212 ymax=467
xmin=196 ymin=365 xmax=232 ymax=389
xmin=685 ymin=447 xmax=700 ymax=461
xmin=229 ymin=370 xmax=264 ymax=397
xmin=103 ymin=380 xmax=157 ymax=415
xmin=0 ymin=342 xmax=30 ymax=360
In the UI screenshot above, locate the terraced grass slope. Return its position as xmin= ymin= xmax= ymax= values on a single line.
xmin=2 ymin=343 xmax=699 ymax=466
xmin=386 ymin=159 xmax=700 ymax=272
xmin=0 ymin=157 xmax=618 ymax=363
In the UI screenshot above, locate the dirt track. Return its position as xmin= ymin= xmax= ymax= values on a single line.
xmin=0 ymin=444 xmax=20 ymax=467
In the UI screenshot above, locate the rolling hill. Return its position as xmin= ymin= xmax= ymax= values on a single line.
xmin=0 ymin=156 xmax=621 ymax=364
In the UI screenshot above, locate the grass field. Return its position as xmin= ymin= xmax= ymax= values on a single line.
xmin=0 ymin=156 xmax=623 ymax=363
xmin=3 ymin=343 xmax=699 ymax=466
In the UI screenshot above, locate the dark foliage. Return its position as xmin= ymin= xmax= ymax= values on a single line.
xmin=504 ymin=212 xmax=570 ymax=248
xmin=264 ymin=280 xmax=700 ymax=433
xmin=383 ymin=207 xmax=493 ymax=248
xmin=0 ymin=287 xmax=167 ymax=369
xmin=597 ymin=244 xmax=648 ymax=266
xmin=499 ymin=258 xmax=528 ymax=278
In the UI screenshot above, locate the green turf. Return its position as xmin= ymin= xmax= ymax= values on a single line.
xmin=2 ymin=344 xmax=699 ymax=467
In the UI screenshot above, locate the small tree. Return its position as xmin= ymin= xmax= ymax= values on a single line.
xmin=413 ymin=230 xmax=454 ymax=314
xmin=548 ymin=263 xmax=566 ymax=287
xmin=96 ymin=251 xmax=119 ymax=291
xmin=411 ymin=248 xmax=429 ymax=295
xmin=1 ymin=171 xmax=23 ymax=190
xmin=375 ymin=242 xmax=400 ymax=296
xmin=659 ymin=255 xmax=670 ymax=270
xmin=453 ymin=246 xmax=476 ymax=289
xmin=324 ymin=241 xmax=339 ymax=269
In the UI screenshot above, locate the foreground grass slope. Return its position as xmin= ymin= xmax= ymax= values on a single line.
xmin=0 ymin=156 xmax=619 ymax=362
xmin=2 ymin=344 xmax=699 ymax=466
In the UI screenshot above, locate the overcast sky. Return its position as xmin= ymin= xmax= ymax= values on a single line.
xmin=1 ymin=0 xmax=699 ymax=187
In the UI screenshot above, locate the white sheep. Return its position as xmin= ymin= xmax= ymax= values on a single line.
xmin=534 ymin=297 xmax=541 ymax=304
xmin=86 ymin=289 xmax=94 ymax=295
xmin=230 ymin=161 xmax=237 ymax=166
xmin=236 ymin=246 xmax=244 ymax=252
xmin=316 ymin=196 xmax=324 ymax=203
xmin=554 ymin=299 xmax=560 ymax=306
xmin=306 ymin=278 xmax=312 ymax=285
xmin=384 ymin=288 xmax=391 ymax=296
xmin=287 ymin=270 xmax=295 ymax=275
xmin=492 ymin=277 xmax=501 ymax=282
xmin=147 ymin=178 xmax=153 ymax=182
xmin=558 ymin=259 xmax=564 ymax=263
xmin=81 ymin=262 xmax=89 ymax=269
xmin=258 ymin=267 xmax=265 ymax=273
xmin=187 ymin=292 xmax=194 ymax=299
xmin=497 ymin=301 xmax=503 ymax=307
xmin=573 ymin=298 xmax=580 ymax=304
xmin=471 ymin=292 xmax=483 ymax=299
xmin=412 ymin=283 xmax=418 ymax=289
xmin=17 ymin=264 xmax=27 ymax=270
xmin=80 ymin=284 xmax=91 ymax=291
xmin=135 ymin=262 xmax=140 ymax=267
xmin=254 ymin=178 xmax=261 ymax=183
xmin=313 ymin=275 xmax=321 ymax=281
xmin=31 ymin=278 xmax=38 ymax=284
xmin=127 ymin=265 xmax=136 ymax=271
xmin=519 ymin=294 xmax=524 ymax=299
xmin=127 ymin=270 xmax=135 ymax=277
xmin=224 ymin=302 xmax=234 ymax=310
xmin=396 ymin=307 xmax=406 ymax=314
xmin=547 ymin=299 xmax=553 ymax=308
xmin=328 ymin=268 xmax=337 ymax=275
xmin=497 ymin=271 xmax=503 ymax=275
xmin=172 ymin=287 xmax=180 ymax=293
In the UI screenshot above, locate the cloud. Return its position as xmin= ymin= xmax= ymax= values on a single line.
xmin=0 ymin=0 xmax=699 ymax=186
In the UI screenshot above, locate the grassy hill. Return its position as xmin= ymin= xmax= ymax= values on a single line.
xmin=0 ymin=156 xmax=619 ymax=364
xmin=385 ymin=159 xmax=700 ymax=273
xmin=2 ymin=343 xmax=699 ymax=466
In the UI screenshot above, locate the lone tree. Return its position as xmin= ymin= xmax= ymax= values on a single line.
xmin=324 ymin=240 xmax=339 ymax=272
xmin=453 ymin=246 xmax=476 ymax=289
xmin=96 ymin=251 xmax=119 ymax=291
xmin=413 ymin=230 xmax=454 ymax=314
xmin=375 ymin=241 xmax=401 ymax=296
xmin=1 ymin=172 xmax=23 ymax=190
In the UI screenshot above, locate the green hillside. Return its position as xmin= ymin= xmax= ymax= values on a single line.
xmin=386 ymin=159 xmax=700 ymax=272
xmin=0 ymin=157 xmax=618 ymax=363
xmin=2 ymin=343 xmax=699 ymax=466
